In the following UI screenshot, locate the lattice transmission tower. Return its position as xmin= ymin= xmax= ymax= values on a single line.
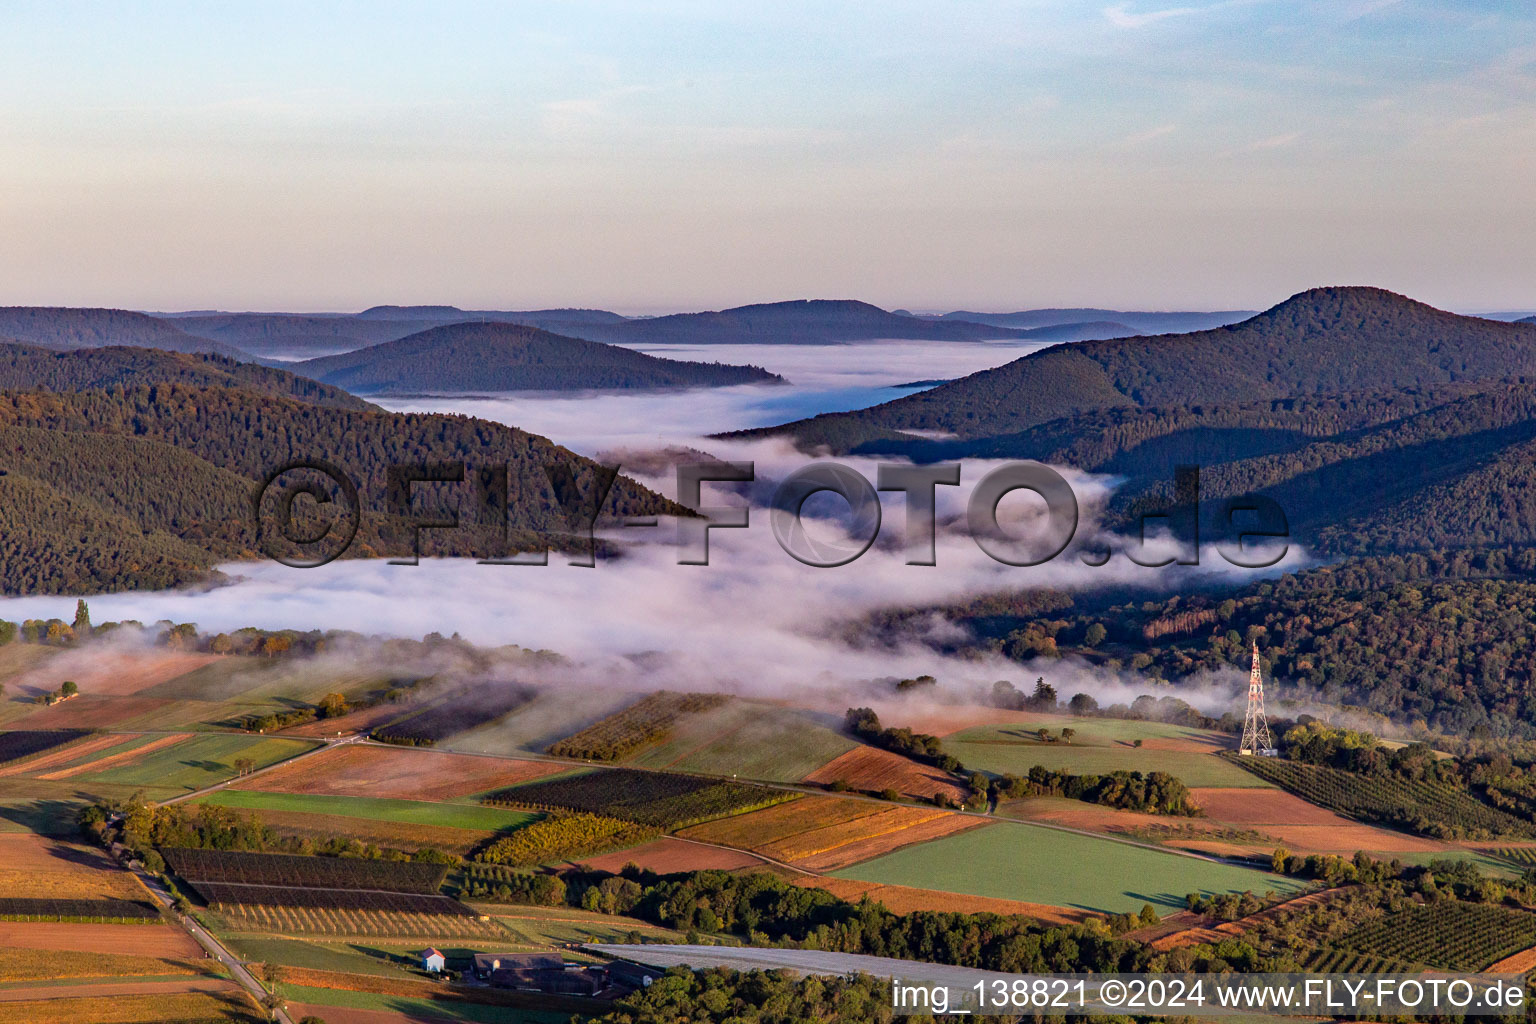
xmin=1239 ymin=641 xmax=1277 ymax=756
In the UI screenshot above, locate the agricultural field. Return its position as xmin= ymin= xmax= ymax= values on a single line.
xmin=442 ymin=690 xmax=647 ymax=756
xmin=623 ymin=699 xmax=857 ymax=782
xmin=1330 ymin=901 xmax=1536 ymax=970
xmin=1230 ymin=756 xmax=1534 ymax=838
xmin=577 ymin=837 xmax=765 ymax=874
xmin=1186 ymin=786 xmax=1458 ymax=854
xmin=803 ymin=745 xmax=969 ymax=801
xmin=679 ymin=795 xmax=984 ymax=870
xmin=943 ymin=719 xmax=1268 ymax=788
xmin=0 ymin=921 xmax=201 ymax=957
xmin=214 ymin=901 xmax=506 ymax=940
xmin=547 ymin=691 xmax=729 ymax=760
xmin=472 ymin=902 xmax=691 ymax=950
xmin=190 ymin=882 xmax=470 ymax=916
xmin=32 ymin=733 xmax=194 ymax=780
xmin=0 ymin=991 xmax=262 ymax=1024
xmin=197 ymin=789 xmax=540 ymax=833
xmin=0 ymin=730 xmax=92 ymax=771
xmin=0 ymin=946 xmax=213 ymax=983
xmin=789 ymin=876 xmax=1095 ymax=925
xmin=1486 ymin=846 xmax=1536 ymax=868
xmin=475 ymin=813 xmax=655 ymax=866
xmin=373 ymin=681 xmax=538 ymax=746
xmin=218 ymin=808 xmax=499 ymax=856
xmin=234 ymin=743 xmax=567 ymax=801
xmin=163 ymin=848 xmax=449 ymax=893
xmin=0 ymin=834 xmax=154 ymax=911
xmin=483 ymin=767 xmax=791 ymax=828
xmin=67 ymin=733 xmax=317 ymax=792
xmin=833 ymin=819 xmax=1304 ymax=914
xmin=284 ymin=985 xmax=566 ymax=1024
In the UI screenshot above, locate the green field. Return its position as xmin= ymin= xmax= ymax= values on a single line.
xmin=834 ymin=819 xmax=1303 ymax=914
xmin=74 ymin=733 xmax=317 ymax=791
xmin=471 ymin=903 xmax=694 ymax=951
xmin=199 ymin=789 xmax=540 ymax=832
xmin=283 ymin=984 xmax=567 ymax=1023
xmin=945 ymin=719 xmax=1270 ymax=787
xmin=624 ymin=699 xmax=856 ymax=782
xmin=224 ymin=936 xmax=428 ymax=978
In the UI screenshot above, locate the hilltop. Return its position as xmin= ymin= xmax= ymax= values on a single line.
xmin=291 ymin=321 xmax=784 ymax=393
xmin=0 ymin=307 xmax=246 ymax=357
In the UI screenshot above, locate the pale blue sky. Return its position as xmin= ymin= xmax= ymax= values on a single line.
xmin=1 ymin=1 xmax=1531 ymax=311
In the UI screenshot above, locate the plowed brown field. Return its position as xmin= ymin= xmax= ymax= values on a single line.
xmin=803 ymin=746 xmax=968 ymax=801
xmin=234 ymin=744 xmax=566 ymax=801
xmin=0 ymin=923 xmax=200 ymax=957
xmin=1190 ymin=787 xmax=1451 ymax=853
xmin=10 ymin=696 xmax=177 ymax=730
xmin=10 ymin=650 xmax=217 ymax=698
xmin=678 ymin=796 xmax=883 ymax=850
xmin=792 ymin=810 xmax=987 ymax=872
xmin=240 ymin=809 xmax=494 ymax=855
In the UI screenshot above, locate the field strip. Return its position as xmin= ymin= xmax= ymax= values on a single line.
xmin=1485 ymin=944 xmax=1536 ymax=974
xmin=40 ymin=733 xmax=193 ymax=780
xmin=0 ymin=733 xmax=123 ymax=777
xmin=768 ymin=809 xmax=948 ymax=861
xmin=0 ymin=978 xmax=238 ymax=1002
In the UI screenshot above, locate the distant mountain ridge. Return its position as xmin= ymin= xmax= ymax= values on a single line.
xmin=291 ymin=321 xmax=784 ymax=393
xmin=929 ymin=307 xmax=1255 ymax=334
xmin=559 ymin=299 xmax=1041 ymax=346
xmin=0 ymin=307 xmax=246 ymax=357
xmin=0 ymin=343 xmax=371 ymax=410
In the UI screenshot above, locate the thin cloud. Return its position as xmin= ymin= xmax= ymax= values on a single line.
xmin=1103 ymin=3 xmax=1205 ymax=29
xmin=1247 ymin=131 xmax=1301 ymax=150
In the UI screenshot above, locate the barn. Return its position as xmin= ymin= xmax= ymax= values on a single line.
xmin=419 ymin=947 xmax=446 ymax=973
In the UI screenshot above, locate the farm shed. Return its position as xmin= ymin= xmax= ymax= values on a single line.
xmin=419 ymin=947 xmax=445 ymax=973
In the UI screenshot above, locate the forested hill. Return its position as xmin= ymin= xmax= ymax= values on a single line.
xmin=744 ymin=288 xmax=1536 ymax=444
xmin=564 ymin=299 xmax=1039 ymax=345
xmin=0 ymin=385 xmax=680 ymax=594
xmin=1521 ymin=315 xmax=1536 ymax=325
xmin=0 ymin=343 xmax=372 ymax=410
xmin=0 ymin=307 xmax=246 ymax=357
xmin=291 ymin=321 xmax=784 ymax=393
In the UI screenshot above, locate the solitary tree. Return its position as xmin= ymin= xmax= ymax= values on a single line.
xmin=1083 ymin=623 xmax=1106 ymax=647
xmin=73 ymin=599 xmax=91 ymax=634
xmin=60 ymin=680 xmax=78 ymax=698
xmin=318 ymin=692 xmax=348 ymax=718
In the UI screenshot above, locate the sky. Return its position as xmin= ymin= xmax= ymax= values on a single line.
xmin=1 ymin=1 xmax=1532 ymax=313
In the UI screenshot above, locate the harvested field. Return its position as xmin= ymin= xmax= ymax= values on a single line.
xmin=789 ymin=876 xmax=1094 ymax=925
xmin=577 ymin=837 xmax=764 ymax=874
xmin=625 ymin=700 xmax=857 ymax=783
xmin=0 ymin=835 xmax=149 ymax=901
xmin=790 ymin=809 xmax=986 ymax=872
xmin=0 ymin=922 xmax=200 ymax=956
xmin=0 ymin=989 xmax=259 ymax=1023
xmin=6 ymin=649 xmax=217 ymax=700
xmin=9 ymin=696 xmax=178 ymax=731
xmin=237 ymin=744 xmax=567 ymax=802
xmin=803 ymin=746 xmax=969 ymax=801
xmin=1189 ymin=787 xmax=1453 ymax=853
xmin=677 ymin=796 xmax=882 ymax=850
xmin=233 ymin=809 xmax=496 ymax=855
xmin=947 ymin=722 xmax=1264 ymax=787
xmin=1486 ymin=944 xmax=1536 ymax=974
xmin=0 ymin=732 xmax=124 ymax=777
xmin=0 ymin=947 xmax=211 ymax=982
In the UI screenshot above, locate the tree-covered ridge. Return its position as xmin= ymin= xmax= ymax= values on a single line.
xmin=0 ymin=383 xmax=682 ymax=593
xmin=749 ymin=288 xmax=1536 ymax=443
xmin=292 ymin=321 xmax=784 ymax=393
xmin=936 ymin=551 xmax=1536 ymax=737
xmin=0 ymin=342 xmax=371 ymax=410
xmin=0 ymin=307 xmax=246 ymax=356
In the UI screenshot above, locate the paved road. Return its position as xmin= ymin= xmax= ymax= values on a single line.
xmin=132 ymin=867 xmax=292 ymax=1024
